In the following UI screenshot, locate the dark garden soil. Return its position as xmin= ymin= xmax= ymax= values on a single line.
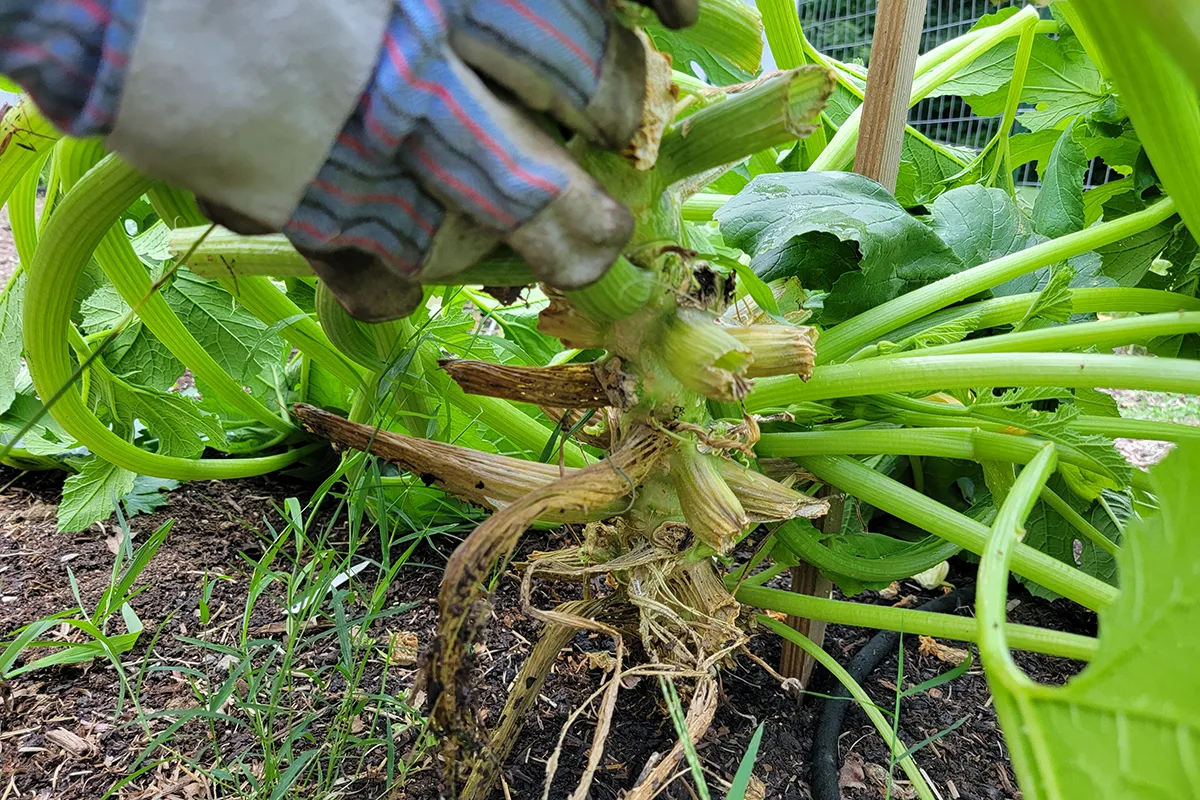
xmin=0 ymin=465 xmax=1093 ymax=800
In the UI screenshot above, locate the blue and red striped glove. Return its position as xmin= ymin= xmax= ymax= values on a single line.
xmin=0 ymin=0 xmax=696 ymax=320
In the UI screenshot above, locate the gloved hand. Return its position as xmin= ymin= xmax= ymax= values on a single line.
xmin=0 ymin=0 xmax=697 ymax=320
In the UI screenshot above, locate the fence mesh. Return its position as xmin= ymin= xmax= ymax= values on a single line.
xmin=797 ymin=0 xmax=1112 ymax=186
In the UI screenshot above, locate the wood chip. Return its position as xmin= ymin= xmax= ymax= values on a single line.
xmin=44 ymin=728 xmax=93 ymax=757
xmin=388 ymin=631 xmax=420 ymax=667
xmin=918 ymin=636 xmax=970 ymax=666
xmin=743 ymin=775 xmax=766 ymax=800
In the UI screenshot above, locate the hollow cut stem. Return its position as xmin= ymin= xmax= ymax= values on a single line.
xmin=657 ymin=67 xmax=835 ymax=187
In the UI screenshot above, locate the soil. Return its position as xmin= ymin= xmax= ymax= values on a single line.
xmin=0 ymin=466 xmax=1092 ymax=800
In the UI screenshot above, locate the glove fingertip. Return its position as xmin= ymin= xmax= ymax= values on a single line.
xmin=507 ymin=181 xmax=633 ymax=290
xmin=302 ymin=247 xmax=425 ymax=322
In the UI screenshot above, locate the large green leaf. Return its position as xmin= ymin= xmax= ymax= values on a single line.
xmin=0 ymin=385 xmax=76 ymax=460
xmin=716 ymin=172 xmax=964 ymax=322
xmin=58 ymin=457 xmax=136 ymax=533
xmin=644 ymin=0 xmax=761 ymax=86
xmin=932 ymin=24 xmax=1111 ymax=132
xmin=0 ymin=272 xmax=24 ymax=415
xmin=1096 ymin=195 xmax=1178 ymax=287
xmin=1032 ymin=123 xmax=1087 ymax=239
xmin=982 ymin=443 xmax=1200 ymax=799
xmin=112 ymin=381 xmax=226 ymax=458
xmin=896 ymin=136 xmax=976 ymax=208
xmin=1018 ymin=29 xmax=1111 ymax=132
xmin=1068 ymin=0 xmax=1200 ymax=253
xmin=162 ymin=267 xmax=282 ymax=399
xmin=929 ymin=185 xmax=1040 ymax=269
xmin=80 ymin=285 xmax=185 ymax=392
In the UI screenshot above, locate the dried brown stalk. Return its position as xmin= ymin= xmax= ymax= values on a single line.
xmin=669 ymin=444 xmax=748 ymax=553
xmin=624 ymin=675 xmax=720 ymax=800
xmin=426 ymin=425 xmax=672 ymax=782
xmin=461 ymin=595 xmax=615 ymax=798
xmin=295 ymin=403 xmax=566 ymax=506
xmin=439 ymin=359 xmax=613 ymax=408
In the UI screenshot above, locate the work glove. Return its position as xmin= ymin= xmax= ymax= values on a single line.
xmin=0 ymin=0 xmax=697 ymax=320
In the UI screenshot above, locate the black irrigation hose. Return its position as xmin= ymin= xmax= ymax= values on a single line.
xmin=811 ymin=585 xmax=976 ymax=800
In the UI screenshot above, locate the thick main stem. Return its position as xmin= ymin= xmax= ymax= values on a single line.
xmin=749 ymin=352 xmax=1200 ymax=407
xmin=657 ymin=67 xmax=835 ymax=187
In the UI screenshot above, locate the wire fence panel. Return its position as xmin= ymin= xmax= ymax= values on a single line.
xmin=797 ymin=0 xmax=1113 ymax=186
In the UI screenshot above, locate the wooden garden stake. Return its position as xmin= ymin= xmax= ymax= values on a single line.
xmin=779 ymin=491 xmax=841 ymax=688
xmin=779 ymin=0 xmax=927 ymax=688
xmin=852 ymin=0 xmax=929 ymax=190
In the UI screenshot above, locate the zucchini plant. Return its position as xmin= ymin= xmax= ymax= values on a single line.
xmin=2 ymin=0 xmax=1200 ymax=797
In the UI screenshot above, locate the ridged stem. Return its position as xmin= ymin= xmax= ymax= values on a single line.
xmin=879 ymin=312 xmax=1200 ymax=360
xmin=146 ymin=187 xmax=366 ymax=391
xmin=818 ymin=196 xmax=1179 ymax=363
xmin=169 ymin=226 xmax=538 ymax=286
xmin=793 ymin=454 xmax=1118 ymax=610
xmin=875 ymin=287 xmax=1200 ymax=351
xmin=680 ymin=193 xmax=729 ymax=221
xmin=750 ymin=352 xmax=1200 ymax=408
xmin=744 ymin=587 xmax=1096 ymax=661
xmin=0 ymin=100 xmax=61 ymax=206
xmin=758 ymin=427 xmax=1115 ymax=479
xmin=975 ymin=446 xmax=1060 ymax=688
xmin=657 ymin=67 xmax=835 ymax=186
xmin=565 ymin=256 xmax=656 ymax=323
xmin=23 ymin=154 xmax=314 ymax=479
